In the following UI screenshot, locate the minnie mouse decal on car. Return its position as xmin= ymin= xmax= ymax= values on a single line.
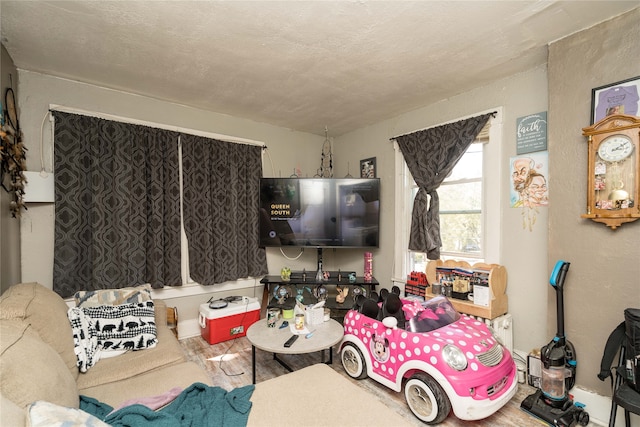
xmin=371 ymin=334 xmax=390 ymax=362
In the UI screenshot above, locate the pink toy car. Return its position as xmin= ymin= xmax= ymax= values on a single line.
xmin=340 ymin=295 xmax=517 ymax=424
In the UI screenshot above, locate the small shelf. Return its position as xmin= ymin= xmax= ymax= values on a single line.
xmin=261 ymin=275 xmax=378 ymax=312
xmin=423 ymin=260 xmax=508 ymax=320
xmin=260 ymin=274 xmax=378 ymax=287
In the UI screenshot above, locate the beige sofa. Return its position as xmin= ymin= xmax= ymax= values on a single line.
xmin=0 ymin=282 xmax=212 ymax=425
xmin=0 ymin=282 xmax=411 ymax=426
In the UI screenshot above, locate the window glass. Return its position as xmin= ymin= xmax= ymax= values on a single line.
xmin=407 ymin=142 xmax=484 ymax=272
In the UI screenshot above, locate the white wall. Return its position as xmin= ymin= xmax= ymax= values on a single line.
xmin=336 ymin=65 xmax=550 ymax=355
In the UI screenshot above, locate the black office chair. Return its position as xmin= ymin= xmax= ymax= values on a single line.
xmin=608 ymin=344 xmax=640 ymax=427
xmin=599 ymin=319 xmax=640 ymax=427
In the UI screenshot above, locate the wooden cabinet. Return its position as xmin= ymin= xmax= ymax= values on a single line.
xmin=424 ymin=259 xmax=507 ymax=320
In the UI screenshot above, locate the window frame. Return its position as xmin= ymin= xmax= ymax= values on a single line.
xmin=392 ymin=108 xmax=503 ymax=283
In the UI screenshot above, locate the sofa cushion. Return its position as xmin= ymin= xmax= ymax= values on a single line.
xmin=247 ymin=364 xmax=413 ymax=427
xmin=0 ymin=282 xmax=79 ymax=379
xmin=74 ymin=284 xmax=152 ymax=307
xmin=0 ymin=320 xmax=79 ymax=410
xmin=78 ymin=361 xmax=212 ymax=408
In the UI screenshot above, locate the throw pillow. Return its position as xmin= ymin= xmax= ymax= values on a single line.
xmin=83 ymin=301 xmax=157 ymax=352
xmin=28 ymin=400 xmax=109 ymax=427
xmin=74 ymin=284 xmax=152 ymax=307
xmin=67 ymin=302 xmax=158 ymax=372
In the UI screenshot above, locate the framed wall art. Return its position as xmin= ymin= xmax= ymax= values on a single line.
xmin=591 ymin=76 xmax=640 ymax=124
xmin=360 ymin=157 xmax=376 ymax=178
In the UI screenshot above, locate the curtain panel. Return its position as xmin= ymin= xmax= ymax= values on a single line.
xmin=181 ymin=134 xmax=267 ymax=285
xmin=53 ymin=111 xmax=181 ymax=298
xmin=393 ymin=113 xmax=492 ymax=260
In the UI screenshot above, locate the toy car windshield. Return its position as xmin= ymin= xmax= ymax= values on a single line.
xmin=407 ymin=295 xmax=461 ymax=333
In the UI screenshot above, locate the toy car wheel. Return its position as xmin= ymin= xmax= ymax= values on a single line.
xmin=404 ymin=373 xmax=451 ymax=424
xmin=341 ymin=343 xmax=368 ymax=379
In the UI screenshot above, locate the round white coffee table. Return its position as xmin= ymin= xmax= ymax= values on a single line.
xmin=246 ymin=318 xmax=344 ymax=384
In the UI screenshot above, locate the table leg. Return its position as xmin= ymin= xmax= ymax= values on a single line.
xmin=252 ymin=345 xmax=256 ymax=384
xmin=320 ymin=347 xmax=333 ymax=364
xmin=273 ymin=353 xmax=294 ymax=372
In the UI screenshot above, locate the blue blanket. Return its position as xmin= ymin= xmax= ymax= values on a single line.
xmin=81 ymin=382 xmax=255 ymax=427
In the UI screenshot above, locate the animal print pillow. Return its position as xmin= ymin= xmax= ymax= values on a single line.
xmin=85 ymin=301 xmax=157 ymax=352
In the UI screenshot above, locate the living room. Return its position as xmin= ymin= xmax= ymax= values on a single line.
xmin=1 ymin=2 xmax=639 ymax=425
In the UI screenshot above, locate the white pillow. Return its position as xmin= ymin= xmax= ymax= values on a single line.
xmin=28 ymin=400 xmax=109 ymax=427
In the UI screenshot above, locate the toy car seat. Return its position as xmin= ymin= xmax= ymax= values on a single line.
xmin=360 ymin=298 xmax=381 ymax=319
xmin=378 ymin=293 xmax=405 ymax=329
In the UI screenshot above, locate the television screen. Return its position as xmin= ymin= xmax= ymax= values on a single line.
xmin=259 ymin=178 xmax=380 ymax=248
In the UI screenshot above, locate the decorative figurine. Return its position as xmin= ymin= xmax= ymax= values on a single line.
xmin=295 ymin=286 xmax=312 ymax=303
xmin=352 ymin=285 xmax=366 ymax=298
xmin=336 ymin=286 xmax=349 ymax=304
xmin=274 ymin=285 xmax=290 ymax=304
xmin=280 ymin=267 xmax=291 ymax=281
xmin=313 ymin=284 xmax=328 ymax=302
xmin=348 ymin=272 xmax=357 ymax=283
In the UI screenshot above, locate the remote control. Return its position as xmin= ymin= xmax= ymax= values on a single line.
xmin=284 ymin=334 xmax=299 ymax=348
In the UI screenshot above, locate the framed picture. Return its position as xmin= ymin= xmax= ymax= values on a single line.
xmin=591 ymin=76 xmax=640 ymax=124
xmin=360 ymin=157 xmax=376 ymax=178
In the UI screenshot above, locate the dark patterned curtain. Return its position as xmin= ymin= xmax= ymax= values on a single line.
xmin=393 ymin=113 xmax=492 ymax=260
xmin=181 ymin=134 xmax=267 ymax=285
xmin=53 ymin=111 xmax=181 ymax=298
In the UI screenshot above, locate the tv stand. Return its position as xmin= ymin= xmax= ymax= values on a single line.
xmin=260 ymin=273 xmax=378 ymax=314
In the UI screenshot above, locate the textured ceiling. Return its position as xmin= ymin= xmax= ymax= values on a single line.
xmin=1 ymin=1 xmax=638 ymax=136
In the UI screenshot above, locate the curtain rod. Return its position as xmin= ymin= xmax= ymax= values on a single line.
xmin=390 ymin=110 xmax=497 ymax=141
xmin=49 ymin=104 xmax=267 ymax=147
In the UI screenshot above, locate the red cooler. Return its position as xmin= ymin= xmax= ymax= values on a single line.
xmin=199 ymin=297 xmax=261 ymax=344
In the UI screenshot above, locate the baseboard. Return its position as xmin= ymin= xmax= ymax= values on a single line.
xmin=178 ymin=317 xmax=202 ymax=340
xmin=570 ymin=386 xmax=639 ymax=427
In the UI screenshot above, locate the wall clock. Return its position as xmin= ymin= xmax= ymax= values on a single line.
xmin=581 ymin=114 xmax=640 ymax=229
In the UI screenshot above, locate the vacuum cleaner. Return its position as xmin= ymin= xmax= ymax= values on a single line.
xmin=520 ymin=260 xmax=590 ymax=427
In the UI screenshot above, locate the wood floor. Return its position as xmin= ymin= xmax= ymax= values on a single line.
xmin=180 ymin=334 xmax=597 ymax=427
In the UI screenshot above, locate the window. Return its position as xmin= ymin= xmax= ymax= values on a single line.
xmin=393 ymin=109 xmax=502 ymax=282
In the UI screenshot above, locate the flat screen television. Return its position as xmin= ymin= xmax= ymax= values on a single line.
xmin=260 ymin=178 xmax=380 ymax=248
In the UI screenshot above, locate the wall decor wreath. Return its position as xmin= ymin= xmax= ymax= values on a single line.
xmin=1 ymin=87 xmax=28 ymax=218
